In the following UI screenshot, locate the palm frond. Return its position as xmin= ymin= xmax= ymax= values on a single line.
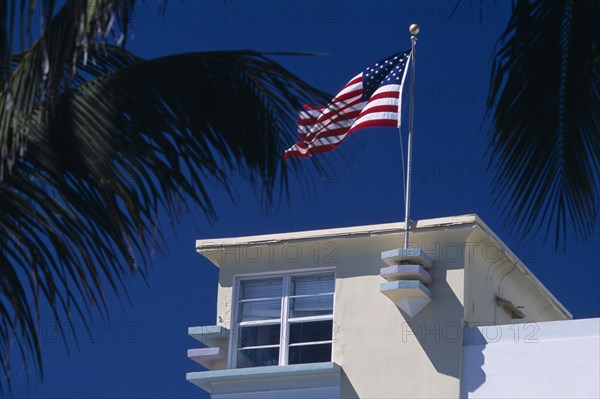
xmin=0 ymin=0 xmax=138 ymax=174
xmin=487 ymin=0 xmax=600 ymax=248
xmin=0 ymin=27 xmax=331 ymax=396
xmin=0 ymin=1 xmax=333 ymax=388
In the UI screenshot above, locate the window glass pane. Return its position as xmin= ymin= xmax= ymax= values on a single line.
xmin=289 ymin=320 xmax=333 ymax=344
xmin=240 ymin=324 xmax=281 ymax=348
xmin=240 ymin=299 xmax=281 ymax=321
xmin=289 ymin=294 xmax=333 ymax=318
xmin=292 ymin=274 xmax=334 ymax=296
xmin=236 ymin=347 xmax=279 ymax=368
xmin=241 ymin=278 xmax=282 ymax=300
xmin=288 ymin=343 xmax=332 ymax=365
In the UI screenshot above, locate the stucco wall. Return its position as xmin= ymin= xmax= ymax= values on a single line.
xmin=462 ymin=318 xmax=600 ymax=398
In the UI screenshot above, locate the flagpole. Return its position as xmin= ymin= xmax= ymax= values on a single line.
xmin=403 ymin=24 xmax=419 ymax=250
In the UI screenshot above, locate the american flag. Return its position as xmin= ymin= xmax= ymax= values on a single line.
xmin=284 ymin=50 xmax=412 ymax=159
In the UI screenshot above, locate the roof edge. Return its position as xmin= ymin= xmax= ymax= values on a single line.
xmin=195 ymin=214 xmax=479 ymax=250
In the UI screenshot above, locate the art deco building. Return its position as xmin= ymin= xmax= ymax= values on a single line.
xmin=186 ymin=215 xmax=599 ymax=398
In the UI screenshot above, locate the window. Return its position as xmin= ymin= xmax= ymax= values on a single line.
xmin=233 ymin=271 xmax=335 ymax=369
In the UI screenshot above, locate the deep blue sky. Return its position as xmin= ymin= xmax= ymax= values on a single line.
xmin=12 ymin=1 xmax=599 ymax=398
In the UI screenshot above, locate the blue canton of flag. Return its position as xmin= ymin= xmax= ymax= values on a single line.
xmin=362 ymin=52 xmax=411 ymax=100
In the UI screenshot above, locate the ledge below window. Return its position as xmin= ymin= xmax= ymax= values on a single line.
xmin=186 ymin=362 xmax=342 ymax=399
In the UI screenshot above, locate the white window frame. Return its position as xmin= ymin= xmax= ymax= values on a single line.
xmin=229 ymin=268 xmax=336 ymax=369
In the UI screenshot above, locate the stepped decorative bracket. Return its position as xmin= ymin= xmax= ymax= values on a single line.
xmin=380 ymin=248 xmax=434 ymax=317
xmin=188 ymin=325 xmax=230 ymax=370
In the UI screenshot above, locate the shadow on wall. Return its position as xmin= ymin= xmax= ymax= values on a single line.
xmin=403 ymin=268 xmax=466 ymax=379
xmin=460 ymin=326 xmax=487 ymax=396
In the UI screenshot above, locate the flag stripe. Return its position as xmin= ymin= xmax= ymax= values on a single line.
xmin=284 ymin=50 xmax=412 ymax=158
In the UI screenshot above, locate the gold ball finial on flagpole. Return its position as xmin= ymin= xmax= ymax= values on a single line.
xmin=409 ymin=24 xmax=420 ymax=35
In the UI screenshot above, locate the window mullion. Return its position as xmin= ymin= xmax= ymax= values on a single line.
xmin=239 ymin=319 xmax=281 ymax=326
xmin=229 ymin=277 xmax=242 ymax=369
xmin=280 ymin=275 xmax=291 ymax=366
xmin=288 ymin=314 xmax=334 ymax=323
xmin=288 ymin=340 xmax=334 ymax=347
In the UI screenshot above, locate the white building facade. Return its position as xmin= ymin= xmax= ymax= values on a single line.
xmin=186 ymin=215 xmax=600 ymax=398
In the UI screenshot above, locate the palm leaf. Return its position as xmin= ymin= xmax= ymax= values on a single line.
xmin=487 ymin=0 xmax=600 ymax=248
xmin=0 ymin=0 xmax=137 ymax=173
xmin=0 ymin=2 xmax=332 ymax=388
